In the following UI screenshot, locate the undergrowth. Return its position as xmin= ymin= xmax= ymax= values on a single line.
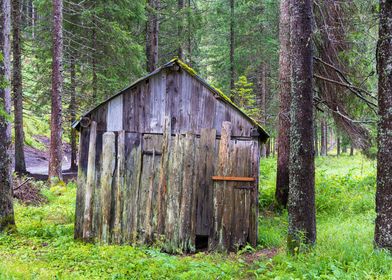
xmin=1 ymin=155 xmax=391 ymax=279
xmin=256 ymin=155 xmax=392 ymax=279
xmin=0 ymin=182 xmax=246 ymax=279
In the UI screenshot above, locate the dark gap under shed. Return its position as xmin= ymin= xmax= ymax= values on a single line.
xmin=195 ymin=235 xmax=209 ymax=251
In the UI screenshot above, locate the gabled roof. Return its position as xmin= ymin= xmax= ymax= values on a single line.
xmin=73 ymin=58 xmax=269 ymax=140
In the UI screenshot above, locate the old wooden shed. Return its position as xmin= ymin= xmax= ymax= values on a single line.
xmin=73 ymin=59 xmax=269 ymax=252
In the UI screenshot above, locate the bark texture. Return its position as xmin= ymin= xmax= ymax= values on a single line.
xmin=48 ymin=0 xmax=63 ymax=180
xmin=91 ymin=14 xmax=97 ymax=102
xmin=187 ymin=0 xmax=192 ymax=64
xmin=229 ymin=0 xmax=235 ymax=92
xmin=12 ymin=0 xmax=26 ymax=174
xmin=314 ymin=116 xmax=319 ymax=156
xmin=146 ymin=0 xmax=159 ymax=72
xmin=177 ymin=0 xmax=184 ymax=59
xmin=259 ymin=64 xmax=267 ymax=157
xmin=337 ymin=136 xmax=341 ymax=156
xmin=0 ymin=0 xmax=15 ymax=231
xmin=275 ymin=0 xmax=291 ymax=208
xmin=287 ymin=0 xmax=316 ymax=251
xmin=320 ymin=118 xmax=327 ymax=156
xmin=375 ymin=0 xmax=392 ymax=250
xmin=70 ymin=54 xmax=77 ymax=171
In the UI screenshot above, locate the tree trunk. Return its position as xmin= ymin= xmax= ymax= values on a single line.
xmin=273 ymin=139 xmax=276 ymax=157
xmin=146 ymin=0 xmax=159 ymax=72
xmin=31 ymin=2 xmax=35 ymax=39
xmin=177 ymin=0 xmax=184 ymax=59
xmin=48 ymin=0 xmax=63 ymax=181
xmin=260 ymin=64 xmax=267 ymax=157
xmin=320 ymin=118 xmax=327 ymax=156
xmin=350 ymin=145 xmax=354 ymax=156
xmin=314 ymin=116 xmax=319 ymax=157
xmin=187 ymin=0 xmax=192 ymax=65
xmin=337 ymin=136 xmax=341 ymax=156
xmin=70 ymin=54 xmax=77 ymax=171
xmin=12 ymin=0 xmax=27 ymax=174
xmin=375 ymin=0 xmax=392 ymax=250
xmin=329 ymin=127 xmax=334 ymax=151
xmin=229 ymin=0 xmax=235 ymax=93
xmin=275 ymin=0 xmax=291 ymax=208
xmin=288 ymin=0 xmax=316 ymax=253
xmin=92 ymin=14 xmax=97 ymax=102
xmin=266 ymin=139 xmax=271 ymax=157
xmin=0 ymin=0 xmax=15 ymax=232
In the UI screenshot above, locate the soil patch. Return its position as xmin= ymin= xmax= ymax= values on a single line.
xmin=13 ymin=176 xmax=48 ymax=206
xmin=242 ymin=248 xmax=280 ymax=264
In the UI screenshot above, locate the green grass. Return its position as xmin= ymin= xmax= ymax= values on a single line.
xmin=0 ymin=183 xmax=246 ymax=279
xmin=1 ymin=155 xmax=391 ymax=279
xmin=256 ymin=155 xmax=392 ymax=279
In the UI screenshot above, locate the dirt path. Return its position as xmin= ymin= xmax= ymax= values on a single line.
xmin=12 ymin=135 xmax=73 ymax=177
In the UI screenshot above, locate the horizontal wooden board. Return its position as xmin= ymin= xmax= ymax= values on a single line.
xmin=211 ymin=176 xmax=256 ymax=182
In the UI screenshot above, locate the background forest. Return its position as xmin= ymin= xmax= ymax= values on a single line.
xmin=12 ymin=0 xmax=379 ymax=162
xmin=1 ymin=0 xmax=392 ymax=279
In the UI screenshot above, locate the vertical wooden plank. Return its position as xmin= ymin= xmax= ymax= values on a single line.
xmin=121 ymin=133 xmax=142 ymax=243
xmin=143 ymin=134 xmax=163 ymax=242
xmin=74 ymin=127 xmax=89 ymax=239
xmin=201 ymin=87 xmax=216 ymax=129
xmin=166 ymin=70 xmax=180 ymax=133
xmin=249 ymin=140 xmax=260 ymax=246
xmin=122 ymin=88 xmax=136 ymax=131
xmin=91 ymin=132 xmax=103 ymax=237
xmin=231 ymin=142 xmax=249 ymax=249
xmin=143 ymin=149 xmax=155 ymax=243
xmin=179 ymin=132 xmax=196 ymax=251
xmin=137 ymin=148 xmax=153 ymax=243
xmin=213 ymin=102 xmax=227 ymax=137
xmin=210 ymin=121 xmax=232 ymax=251
xmin=164 ymin=133 xmax=184 ymax=252
xmin=189 ymin=79 xmax=201 ymax=132
xmin=112 ymin=131 xmax=125 ymax=244
xmin=90 ymin=105 xmax=107 ymax=131
xmin=141 ymin=80 xmax=151 ymax=132
xmin=150 ymin=73 xmax=166 ymax=133
xmin=222 ymin=140 xmax=237 ymax=251
xmin=195 ymin=128 xmax=216 ymax=236
xmin=190 ymin=137 xmax=200 ymax=250
xmin=100 ymin=132 xmax=116 ymax=244
xmin=157 ymin=117 xmax=171 ymax=235
xmin=82 ymin=121 xmax=97 ymax=241
xmin=179 ymin=72 xmax=191 ymax=132
xmin=106 ymin=95 xmax=123 ymax=131
xmin=132 ymin=86 xmax=141 ymax=132
xmin=138 ymin=135 xmax=154 ymax=243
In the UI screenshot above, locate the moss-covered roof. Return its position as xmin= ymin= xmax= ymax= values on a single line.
xmin=73 ymin=58 xmax=269 ymax=141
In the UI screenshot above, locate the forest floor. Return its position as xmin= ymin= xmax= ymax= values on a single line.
xmin=1 ymin=155 xmax=392 ymax=279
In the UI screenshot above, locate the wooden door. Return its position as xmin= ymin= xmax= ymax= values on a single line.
xmin=210 ymin=121 xmax=259 ymax=251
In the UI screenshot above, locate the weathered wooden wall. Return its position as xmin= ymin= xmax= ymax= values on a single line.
xmin=75 ymin=68 xmax=262 ymax=252
xmin=75 ymin=120 xmax=260 ymax=252
xmin=86 ymin=68 xmax=258 ymax=137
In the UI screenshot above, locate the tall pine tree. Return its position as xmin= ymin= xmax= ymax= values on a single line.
xmin=375 ymin=0 xmax=392 ymax=250
xmin=287 ymin=0 xmax=316 ymax=253
xmin=0 ymin=0 xmax=15 ymax=232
